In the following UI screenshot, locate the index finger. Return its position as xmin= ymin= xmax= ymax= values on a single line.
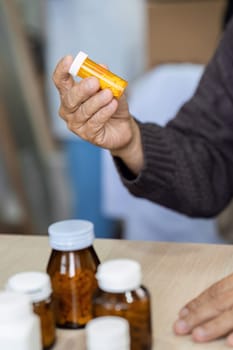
xmin=53 ymin=55 xmax=75 ymax=96
xmin=182 ymin=273 xmax=233 ymax=317
xmin=174 ymin=275 xmax=233 ymax=335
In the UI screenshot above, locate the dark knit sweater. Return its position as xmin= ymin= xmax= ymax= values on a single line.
xmin=115 ymin=19 xmax=233 ymax=218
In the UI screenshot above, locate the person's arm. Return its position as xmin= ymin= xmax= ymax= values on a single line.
xmin=223 ymin=0 xmax=233 ymax=28
xmin=113 ymin=19 xmax=233 ymax=217
xmin=53 ymin=19 xmax=233 ymax=218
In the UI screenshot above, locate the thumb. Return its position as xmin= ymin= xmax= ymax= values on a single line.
xmin=53 ymin=55 xmax=75 ymax=96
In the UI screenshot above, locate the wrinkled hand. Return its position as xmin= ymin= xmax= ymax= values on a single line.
xmin=53 ymin=55 xmax=144 ymax=174
xmin=53 ymin=55 xmax=134 ymax=151
xmin=174 ymin=273 xmax=233 ymax=346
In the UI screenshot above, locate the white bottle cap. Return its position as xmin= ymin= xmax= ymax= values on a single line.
xmin=69 ymin=51 xmax=88 ymax=76
xmin=0 ymin=291 xmax=32 ymax=322
xmin=6 ymin=272 xmax=52 ymax=303
xmin=86 ymin=316 xmax=130 ymax=350
xmin=48 ymin=219 xmax=95 ymax=251
xmin=96 ymin=259 xmax=142 ymax=293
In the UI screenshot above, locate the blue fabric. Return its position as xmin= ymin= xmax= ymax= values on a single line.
xmin=64 ymin=140 xmax=116 ymax=238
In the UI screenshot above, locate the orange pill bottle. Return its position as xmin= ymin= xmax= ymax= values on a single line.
xmin=69 ymin=51 xmax=128 ymax=99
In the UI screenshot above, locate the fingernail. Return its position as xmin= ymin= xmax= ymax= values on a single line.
xmin=63 ymin=56 xmax=71 ymax=67
xmin=179 ymin=308 xmax=189 ymax=318
xmin=175 ymin=320 xmax=190 ymax=334
xmin=101 ymin=89 xmax=112 ymax=100
xmin=85 ymin=77 xmax=99 ymax=90
xmin=193 ymin=327 xmax=207 ymax=341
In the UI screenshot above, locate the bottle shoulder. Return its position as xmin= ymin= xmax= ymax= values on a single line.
xmin=93 ymin=285 xmax=150 ymax=304
xmin=47 ymin=246 xmax=100 ymax=276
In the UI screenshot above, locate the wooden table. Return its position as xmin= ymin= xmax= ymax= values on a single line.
xmin=0 ymin=234 xmax=233 ymax=349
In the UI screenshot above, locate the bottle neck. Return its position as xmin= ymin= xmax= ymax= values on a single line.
xmin=51 ymin=245 xmax=92 ymax=253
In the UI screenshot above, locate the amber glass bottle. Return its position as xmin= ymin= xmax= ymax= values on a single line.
xmin=6 ymin=271 xmax=56 ymax=350
xmin=33 ymin=297 xmax=55 ymax=350
xmin=47 ymin=220 xmax=100 ymax=329
xmin=93 ymin=259 xmax=152 ymax=350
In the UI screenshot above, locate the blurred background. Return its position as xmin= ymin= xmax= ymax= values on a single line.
xmin=0 ymin=0 xmax=232 ymax=243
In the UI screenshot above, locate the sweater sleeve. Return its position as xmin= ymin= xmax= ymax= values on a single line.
xmin=115 ymin=19 xmax=233 ymax=218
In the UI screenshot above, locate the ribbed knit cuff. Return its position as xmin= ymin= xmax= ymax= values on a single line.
xmin=114 ymin=121 xmax=176 ymax=199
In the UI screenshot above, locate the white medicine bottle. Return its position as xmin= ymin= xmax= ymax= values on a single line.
xmin=0 ymin=291 xmax=42 ymax=350
xmin=86 ymin=316 xmax=130 ymax=350
xmin=6 ymin=271 xmax=56 ymax=350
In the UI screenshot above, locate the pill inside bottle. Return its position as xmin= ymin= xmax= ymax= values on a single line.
xmin=69 ymin=51 xmax=128 ymax=99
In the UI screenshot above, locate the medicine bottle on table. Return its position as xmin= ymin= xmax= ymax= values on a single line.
xmin=93 ymin=259 xmax=152 ymax=350
xmin=6 ymin=271 xmax=56 ymax=350
xmin=69 ymin=51 xmax=128 ymax=99
xmin=0 ymin=291 xmax=42 ymax=350
xmin=86 ymin=316 xmax=130 ymax=350
xmin=47 ymin=219 xmax=100 ymax=329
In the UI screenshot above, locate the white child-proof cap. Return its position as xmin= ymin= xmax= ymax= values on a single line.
xmin=48 ymin=219 xmax=95 ymax=251
xmin=96 ymin=259 xmax=142 ymax=293
xmin=69 ymin=51 xmax=88 ymax=76
xmin=6 ymin=272 xmax=52 ymax=303
xmin=0 ymin=291 xmax=32 ymax=322
xmin=86 ymin=316 xmax=130 ymax=350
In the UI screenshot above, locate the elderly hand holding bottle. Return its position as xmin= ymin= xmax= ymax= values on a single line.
xmin=53 ymin=56 xmax=144 ymax=176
